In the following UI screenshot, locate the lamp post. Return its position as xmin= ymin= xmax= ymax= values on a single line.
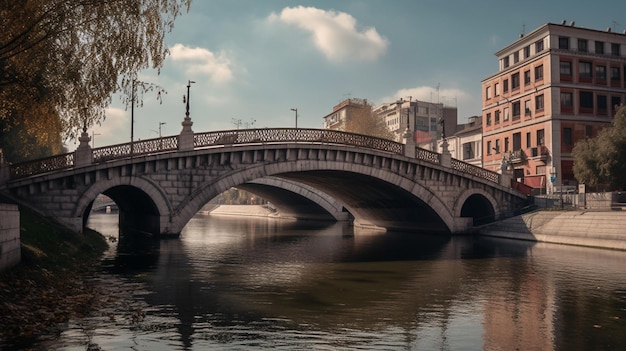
xmin=291 ymin=108 xmax=298 ymax=128
xmin=92 ymin=132 xmax=100 ymax=148
xmin=183 ymin=80 xmax=196 ymax=118
xmin=158 ymin=122 xmax=166 ymax=138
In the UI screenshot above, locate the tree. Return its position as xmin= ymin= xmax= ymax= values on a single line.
xmin=573 ymin=105 xmax=626 ymax=190
xmin=344 ymin=102 xmax=395 ymax=140
xmin=0 ymin=0 xmax=190 ymax=161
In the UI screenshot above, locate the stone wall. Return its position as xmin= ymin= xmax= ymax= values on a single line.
xmin=0 ymin=203 xmax=20 ymax=272
xmin=478 ymin=210 xmax=626 ymax=250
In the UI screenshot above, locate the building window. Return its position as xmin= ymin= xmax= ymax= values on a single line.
xmin=561 ymin=92 xmax=573 ymax=109
xmin=535 ymin=40 xmax=544 ymax=52
xmin=512 ymin=101 xmax=521 ymax=119
xmin=512 ymin=73 xmax=520 ymax=90
xmin=503 ymin=79 xmax=509 ymax=93
xmin=564 ymin=128 xmax=573 ymax=146
xmin=513 ymin=132 xmax=521 ymax=150
xmin=579 ymin=61 xmax=592 ymax=79
xmin=485 ymin=86 xmax=491 ymax=100
xmin=524 ymin=70 xmax=531 ymax=85
xmin=537 ymin=129 xmax=545 ymax=145
xmin=504 ymin=137 xmax=510 ymax=152
xmin=462 ymin=142 xmax=475 ymax=160
xmin=526 ymin=132 xmax=531 ymax=148
xmin=595 ymin=41 xmax=604 ymax=54
xmin=486 ymin=112 xmax=492 ymax=125
xmin=513 ymin=51 xmax=519 ymax=64
xmin=578 ymin=38 xmax=588 ymax=52
xmin=611 ymin=43 xmax=621 ymax=56
xmin=559 ymin=36 xmax=570 ymax=50
xmin=612 ymin=96 xmax=622 ymax=115
xmin=560 ymin=61 xmax=572 ymax=76
xmin=580 ymin=91 xmax=594 ymax=110
xmin=495 ymin=139 xmax=501 ymax=153
xmin=504 ymin=107 xmax=510 ymax=121
xmin=596 ymin=65 xmax=606 ymax=81
xmin=495 ymin=82 xmax=500 ymax=96
xmin=503 ymin=56 xmax=509 ymax=68
xmin=524 ymin=100 xmax=531 ymax=115
xmin=535 ymin=94 xmax=545 ymax=111
xmin=495 ymin=110 xmax=501 ymax=124
xmin=597 ymin=95 xmax=607 ymax=115
xmin=611 ymin=66 xmax=621 ymax=81
xmin=535 ymin=65 xmax=544 ymax=81
xmin=487 ymin=141 xmax=492 ymax=155
xmin=524 ymin=45 xmax=530 ymax=59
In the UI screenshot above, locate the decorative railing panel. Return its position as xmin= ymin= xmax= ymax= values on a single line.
xmin=5 ymin=128 xmax=501 ymax=185
xmin=92 ymin=136 xmax=178 ymax=163
xmin=194 ymin=128 xmax=404 ymax=154
xmin=451 ymin=159 xmax=500 ymax=183
xmin=414 ymin=148 xmax=440 ymax=165
xmin=10 ymin=153 xmax=74 ymax=177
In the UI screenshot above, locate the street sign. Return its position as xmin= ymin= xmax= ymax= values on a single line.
xmin=550 ymin=176 xmax=556 ymax=183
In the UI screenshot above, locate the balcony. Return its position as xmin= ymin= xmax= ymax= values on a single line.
xmin=509 ymin=149 xmax=525 ymax=164
xmin=528 ymin=145 xmax=549 ymax=161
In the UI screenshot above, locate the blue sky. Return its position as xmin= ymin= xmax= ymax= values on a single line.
xmin=88 ymin=0 xmax=626 ymax=148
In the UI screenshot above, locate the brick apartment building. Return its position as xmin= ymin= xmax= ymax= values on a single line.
xmin=482 ymin=22 xmax=626 ymax=193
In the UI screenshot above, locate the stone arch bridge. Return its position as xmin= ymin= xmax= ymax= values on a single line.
xmin=0 ymin=128 xmax=527 ymax=236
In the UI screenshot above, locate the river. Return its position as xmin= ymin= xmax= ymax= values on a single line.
xmin=36 ymin=212 xmax=626 ymax=350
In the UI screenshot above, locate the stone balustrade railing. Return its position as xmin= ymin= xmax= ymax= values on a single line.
xmin=4 ymin=128 xmax=501 ymax=186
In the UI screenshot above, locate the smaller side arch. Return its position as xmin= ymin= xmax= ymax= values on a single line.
xmin=454 ymin=188 xmax=499 ymax=226
xmin=74 ymin=176 xmax=174 ymax=234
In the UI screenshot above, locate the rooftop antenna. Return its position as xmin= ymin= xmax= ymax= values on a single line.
xmin=436 ymin=83 xmax=440 ymax=104
xmin=521 ymin=22 xmax=526 ymax=36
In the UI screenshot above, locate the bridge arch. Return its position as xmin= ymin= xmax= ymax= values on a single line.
xmin=237 ymin=177 xmax=352 ymax=221
xmin=454 ymin=189 xmax=498 ymax=227
xmin=170 ymin=160 xmax=455 ymax=235
xmin=74 ymin=176 xmax=174 ymax=235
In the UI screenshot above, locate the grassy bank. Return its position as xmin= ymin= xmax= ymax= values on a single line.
xmin=0 ymin=206 xmax=109 ymax=348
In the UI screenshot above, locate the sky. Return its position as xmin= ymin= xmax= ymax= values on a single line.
xmin=86 ymin=0 xmax=626 ymax=149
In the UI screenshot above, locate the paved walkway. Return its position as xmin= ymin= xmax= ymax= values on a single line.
xmin=207 ymin=205 xmax=274 ymax=217
xmin=478 ymin=210 xmax=626 ymax=250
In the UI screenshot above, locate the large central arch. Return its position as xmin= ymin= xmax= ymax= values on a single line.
xmin=170 ymin=160 xmax=457 ymax=235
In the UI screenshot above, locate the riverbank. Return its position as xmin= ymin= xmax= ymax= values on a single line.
xmin=205 ymin=204 xmax=275 ymax=217
xmin=0 ymin=207 xmax=108 ymax=348
xmin=478 ymin=210 xmax=626 ymax=250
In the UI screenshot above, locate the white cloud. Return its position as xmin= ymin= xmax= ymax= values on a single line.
xmin=169 ymin=43 xmax=234 ymax=83
xmin=380 ymin=86 xmax=469 ymax=107
xmin=268 ymin=6 xmax=388 ymax=63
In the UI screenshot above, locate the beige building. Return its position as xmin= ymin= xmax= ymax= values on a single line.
xmin=482 ymin=22 xmax=626 ymax=193
xmin=322 ymin=98 xmax=371 ymax=131
xmin=373 ymin=98 xmax=457 ymax=146
xmin=445 ymin=116 xmax=483 ymax=167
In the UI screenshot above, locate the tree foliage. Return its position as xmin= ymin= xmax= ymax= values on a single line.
xmin=0 ymin=0 xmax=190 ymax=162
xmin=344 ymin=102 xmax=395 ymax=140
xmin=573 ymin=105 xmax=626 ymax=190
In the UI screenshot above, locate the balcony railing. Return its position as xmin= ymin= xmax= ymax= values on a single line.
xmin=510 ymin=149 xmax=526 ymax=164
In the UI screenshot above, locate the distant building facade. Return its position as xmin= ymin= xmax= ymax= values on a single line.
xmin=373 ymin=98 xmax=457 ymax=146
xmin=482 ymin=22 xmax=626 ymax=193
xmin=322 ymin=98 xmax=371 ymax=131
xmin=445 ymin=116 xmax=483 ymax=167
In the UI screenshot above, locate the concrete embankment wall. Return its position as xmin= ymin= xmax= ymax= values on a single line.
xmin=479 ymin=210 xmax=626 ymax=250
xmin=0 ymin=203 xmax=20 ymax=271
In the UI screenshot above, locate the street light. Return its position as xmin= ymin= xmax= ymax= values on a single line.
xmin=158 ymin=122 xmax=166 ymax=138
xmin=92 ymin=132 xmax=100 ymax=148
xmin=291 ymin=108 xmax=298 ymax=128
xmin=183 ymin=80 xmax=196 ymax=116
